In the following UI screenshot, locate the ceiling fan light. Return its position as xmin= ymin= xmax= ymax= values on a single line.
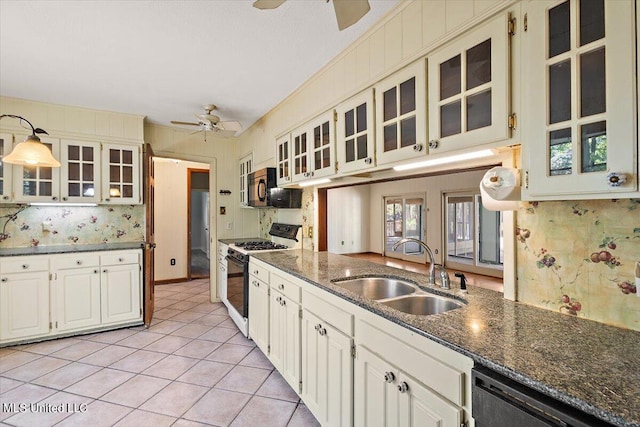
xmin=2 ymin=135 xmax=61 ymax=167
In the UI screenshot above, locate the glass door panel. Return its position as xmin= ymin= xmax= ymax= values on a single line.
xmin=384 ymin=195 xmax=425 ymax=263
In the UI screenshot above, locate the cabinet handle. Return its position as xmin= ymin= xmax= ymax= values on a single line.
xmin=2 ymin=195 xmax=8 ymax=200
xmin=93 ymin=270 xmax=98 ymax=274
xmin=319 ymin=327 xmax=327 ymax=336
xmin=412 ymin=143 xmax=423 ymax=152
xmin=276 ymin=296 xmax=282 ymax=303
xmin=281 ymin=299 xmax=286 ymax=307
xmin=62 ymin=197 xmax=68 ymax=201
xmin=364 ymin=157 xmax=372 ymax=165
xmin=103 ymin=269 xmax=108 ymax=273
xmin=384 ymin=372 xmax=395 ymax=383
xmin=397 ymin=382 xmax=409 ymax=393
xmin=252 ymin=280 xmax=259 ymax=287
xmin=52 ymin=196 xmax=58 ymax=201
xmin=105 ymin=198 xmax=110 ymax=202
xmin=76 ymin=260 xmax=82 ymax=265
xmin=118 ymin=258 xmax=124 ymax=262
xmin=1 ymin=278 xmax=7 ymax=282
xmin=253 ymin=270 xmax=259 ymax=275
xmin=315 ymin=324 xmax=321 ymax=331
xmin=428 ymin=140 xmax=439 ymax=149
xmin=22 ymin=264 xmax=28 ymax=269
xmin=278 ymin=284 xmax=284 ymax=290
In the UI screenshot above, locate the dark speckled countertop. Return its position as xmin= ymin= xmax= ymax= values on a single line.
xmin=253 ymin=250 xmax=640 ymax=427
xmin=0 ymin=242 xmax=144 ymax=257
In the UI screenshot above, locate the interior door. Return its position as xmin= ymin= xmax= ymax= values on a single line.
xmin=143 ymin=143 xmax=155 ymax=326
xmin=384 ymin=195 xmax=426 ymax=263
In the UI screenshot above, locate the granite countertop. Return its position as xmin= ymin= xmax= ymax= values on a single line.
xmin=253 ymin=250 xmax=640 ymax=427
xmin=218 ymin=238 xmax=265 ymax=245
xmin=0 ymin=242 xmax=144 ymax=257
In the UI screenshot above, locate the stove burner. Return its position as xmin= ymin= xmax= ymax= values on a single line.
xmin=235 ymin=241 xmax=289 ymax=251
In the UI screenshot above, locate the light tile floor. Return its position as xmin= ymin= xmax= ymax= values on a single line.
xmin=0 ymin=279 xmax=321 ymax=427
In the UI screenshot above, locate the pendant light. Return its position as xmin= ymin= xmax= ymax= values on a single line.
xmin=0 ymin=114 xmax=61 ymax=167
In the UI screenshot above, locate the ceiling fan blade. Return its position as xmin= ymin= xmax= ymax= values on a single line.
xmin=189 ymin=129 xmax=204 ymax=136
xmin=333 ymin=0 xmax=370 ymax=31
xmin=171 ymin=121 xmax=200 ymax=126
xmin=219 ymin=120 xmax=242 ymax=133
xmin=253 ymin=0 xmax=286 ymax=10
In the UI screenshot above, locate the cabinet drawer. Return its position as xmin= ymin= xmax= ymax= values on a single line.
xmin=271 ymin=272 xmax=300 ymax=303
xmin=1 ymin=257 xmax=49 ymax=274
xmin=358 ymin=319 xmax=464 ymax=406
xmin=303 ymin=290 xmax=353 ymax=336
xmin=249 ymin=262 xmax=270 ymax=283
xmin=51 ymin=254 xmax=100 ymax=270
xmin=100 ymin=251 xmax=140 ymax=266
xmin=249 ymin=275 xmax=268 ymax=290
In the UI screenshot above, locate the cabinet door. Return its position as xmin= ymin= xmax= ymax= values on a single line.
xmin=0 ymin=271 xmax=50 ymax=342
xmin=354 ymin=345 xmax=400 ymax=427
xmin=13 ymin=136 xmax=61 ymax=203
xmin=0 ymin=133 xmax=13 ymax=202
xmin=218 ymin=260 xmax=228 ymax=302
xmin=302 ymin=309 xmax=353 ymax=427
xmin=102 ymin=143 xmax=141 ymax=204
xmin=523 ymin=0 xmax=637 ymax=198
xmin=239 ymin=153 xmax=253 ymax=207
xmin=60 ymin=140 xmax=101 ymax=203
xmin=276 ymin=134 xmax=292 ymax=186
xmin=336 ymin=90 xmax=375 ymax=175
xmin=428 ymin=13 xmax=510 ymax=154
xmin=374 ymin=60 xmax=427 ymax=166
xmin=270 ymin=291 xmax=301 ymax=392
xmin=291 ymin=125 xmax=310 ymax=183
xmin=397 ymin=373 xmax=462 ymax=427
xmin=55 ymin=267 xmax=101 ymax=332
xmin=308 ymin=110 xmax=336 ymax=179
xmin=100 ymin=263 xmax=141 ymax=324
xmin=248 ymin=276 xmax=269 ymax=354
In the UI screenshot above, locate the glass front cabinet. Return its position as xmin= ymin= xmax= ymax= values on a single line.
xmin=291 ymin=110 xmax=336 ymax=183
xmin=0 ymin=133 xmax=13 ymax=202
xmin=102 ymin=143 xmax=141 ymax=204
xmin=336 ymin=89 xmax=376 ymax=175
xmin=276 ymin=133 xmax=292 ymax=186
xmin=239 ymin=153 xmax=253 ymax=207
xmin=522 ymin=0 xmax=637 ymax=198
xmin=61 ymin=140 xmax=101 ymax=203
xmin=427 ymin=13 xmax=511 ymax=154
xmin=13 ymin=136 xmax=61 ymax=203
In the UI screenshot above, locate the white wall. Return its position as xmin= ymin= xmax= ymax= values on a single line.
xmin=327 ymin=186 xmax=371 ymax=254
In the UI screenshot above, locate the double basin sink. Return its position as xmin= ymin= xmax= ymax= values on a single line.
xmin=330 ymin=276 xmax=464 ymax=316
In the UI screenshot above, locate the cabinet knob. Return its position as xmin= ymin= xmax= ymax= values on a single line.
xmin=52 ymin=196 xmax=58 ymax=201
xmin=103 ymin=269 xmax=107 ymax=273
xmin=22 ymin=264 xmax=28 ymax=269
xmin=281 ymin=299 xmax=286 ymax=307
xmin=428 ymin=140 xmax=439 ymax=149
xmin=2 ymin=195 xmax=9 ymax=200
xmin=93 ymin=270 xmax=98 ymax=274
xmin=364 ymin=157 xmax=372 ymax=165
xmin=105 ymin=198 xmax=110 ymax=202
xmin=253 ymin=270 xmax=259 ymax=275
xmin=607 ymin=172 xmax=627 ymax=187
xmin=118 ymin=258 xmax=124 ymax=262
xmin=253 ymin=280 xmax=259 ymax=287
xmin=412 ymin=143 xmax=423 ymax=152
xmin=278 ymin=284 xmax=284 ymax=290
xmin=1 ymin=277 xmax=7 ymax=282
xmin=315 ymin=324 xmax=321 ymax=331
xmin=384 ymin=372 xmax=395 ymax=383
xmin=62 ymin=197 xmax=68 ymax=201
xmin=397 ymin=382 xmax=409 ymax=393
xmin=76 ymin=260 xmax=82 ymax=265
xmin=319 ymin=327 xmax=327 ymax=336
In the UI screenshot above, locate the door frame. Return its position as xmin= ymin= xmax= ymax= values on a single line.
xmin=187 ymin=168 xmax=210 ymax=280
xmin=382 ymin=193 xmax=427 ymax=263
xmin=143 ymin=143 xmax=155 ymax=326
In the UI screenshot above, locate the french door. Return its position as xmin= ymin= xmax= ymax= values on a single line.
xmin=383 ymin=195 xmax=426 ymax=263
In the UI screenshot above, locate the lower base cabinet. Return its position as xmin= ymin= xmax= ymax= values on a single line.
xmin=248 ymin=275 xmax=269 ymax=353
xmin=55 ymin=267 xmax=102 ymax=332
xmin=100 ymin=263 xmax=141 ymax=325
xmin=0 ymin=270 xmax=50 ymax=342
xmin=270 ymin=290 xmax=301 ymax=391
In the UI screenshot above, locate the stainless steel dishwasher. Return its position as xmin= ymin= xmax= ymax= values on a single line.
xmin=472 ymin=366 xmax=614 ymax=427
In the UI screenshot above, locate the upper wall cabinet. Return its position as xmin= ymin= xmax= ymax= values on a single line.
xmin=291 ymin=110 xmax=336 ymax=183
xmin=522 ymin=0 xmax=637 ymax=199
xmin=0 ymin=133 xmax=13 ymax=202
xmin=60 ymin=140 xmax=102 ymax=204
xmin=427 ymin=13 xmax=511 ymax=154
xmin=239 ymin=152 xmax=253 ymax=207
xmin=13 ymin=136 xmax=62 ymax=203
xmin=336 ymin=89 xmax=375 ymax=175
xmin=102 ymin=143 xmax=141 ymax=204
xmin=374 ymin=59 xmax=427 ymax=166
xmin=276 ymin=133 xmax=292 ymax=187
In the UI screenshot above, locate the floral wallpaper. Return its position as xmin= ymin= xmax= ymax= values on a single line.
xmin=258 ymin=187 xmax=314 ymax=251
xmin=516 ymin=199 xmax=640 ymax=331
xmin=0 ymin=205 xmax=145 ymax=248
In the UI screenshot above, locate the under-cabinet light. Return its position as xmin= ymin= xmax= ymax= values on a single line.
xmin=30 ymin=203 xmax=98 ymax=207
xmin=393 ymin=149 xmax=496 ymax=171
xmin=298 ymin=178 xmax=331 ymax=187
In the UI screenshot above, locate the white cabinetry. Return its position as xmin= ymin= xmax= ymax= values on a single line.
xmin=248 ymin=269 xmax=269 ymax=353
xmin=12 ymin=136 xmax=61 ymax=203
xmin=102 ymin=143 xmax=141 ymax=204
xmin=0 ymin=257 xmax=50 ymax=342
xmin=99 ymin=251 xmax=142 ymax=325
xmin=374 ymin=60 xmax=427 ymax=166
xmin=239 ymin=153 xmax=253 ymax=207
xmin=0 ymin=133 xmax=13 ymax=202
xmin=291 ymin=110 xmax=336 ymax=184
xmin=427 ymin=13 xmax=511 ymax=154
xmin=522 ymin=0 xmax=637 ymax=199
xmin=336 ymin=89 xmax=376 ymax=175
xmin=218 ymin=242 xmax=228 ymax=302
xmin=60 ymin=140 xmax=102 ymax=203
xmin=276 ymin=134 xmax=292 ymax=186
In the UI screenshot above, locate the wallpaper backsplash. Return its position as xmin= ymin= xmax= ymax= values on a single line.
xmin=259 ymin=188 xmax=314 ymax=251
xmin=0 ymin=205 xmax=145 ymax=248
xmin=516 ymin=199 xmax=640 ymax=331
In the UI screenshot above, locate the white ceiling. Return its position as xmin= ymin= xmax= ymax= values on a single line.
xmin=0 ymin=0 xmax=399 ymax=135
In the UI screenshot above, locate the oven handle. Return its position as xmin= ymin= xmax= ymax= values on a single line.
xmin=225 ymin=255 xmax=245 ymax=268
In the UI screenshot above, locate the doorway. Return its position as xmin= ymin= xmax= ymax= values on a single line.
xmin=188 ymin=169 xmax=210 ymax=279
xmin=383 ymin=194 xmax=426 ymax=263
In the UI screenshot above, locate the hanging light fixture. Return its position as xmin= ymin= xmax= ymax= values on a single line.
xmin=0 ymin=114 xmax=61 ymax=167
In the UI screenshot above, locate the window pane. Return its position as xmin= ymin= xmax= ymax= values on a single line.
xmin=467 ymin=89 xmax=492 ymax=131
xmin=400 ymin=116 xmax=416 ymax=148
xmin=23 ymin=166 xmax=37 ymax=179
xmin=549 ymin=128 xmax=573 ymax=175
xmin=68 ymin=145 xmax=80 ymax=161
xmin=68 ymin=163 xmax=80 ymax=181
xmin=322 ymin=147 xmax=330 ymax=168
xmin=68 ymin=182 xmax=80 ymax=197
xmin=301 ymin=134 xmax=306 ymax=153
xmin=315 ymin=150 xmax=321 ymax=170
xmin=441 ymin=100 xmax=461 ymax=137
xmin=123 ymin=166 xmax=133 ymax=183
xmin=123 ymin=185 xmax=133 ymax=198
xmin=466 ymin=39 xmax=492 ymax=90
xmin=400 ymin=77 xmax=416 ymax=115
xmin=478 ymin=198 xmax=503 ymax=265
xmin=345 ymin=109 xmax=354 ymax=137
xmin=346 ymin=139 xmax=355 ymax=162
xmin=40 ymin=167 xmax=52 ymax=180
xmin=82 ymin=146 xmax=93 ymax=162
xmin=322 ymin=122 xmax=329 ymax=146
xmin=440 ymin=55 xmax=461 ymax=100
xmin=580 ymin=47 xmax=606 ymax=117
xmin=383 ymin=87 xmax=397 ymax=121
xmin=549 ymin=1 xmax=570 ymax=58
xmin=549 ymin=60 xmax=572 ymax=124
xmin=384 ymin=124 xmax=397 ymax=152
xmin=82 ymin=184 xmax=94 ymax=197
xmin=356 ymin=103 xmax=367 ymax=132
xmin=357 ymin=135 xmax=368 ymax=160
xmin=23 ymin=181 xmax=36 ymax=196
xmin=581 ymin=121 xmax=607 ymax=173
xmin=580 ymin=0 xmax=605 ymax=46
xmin=83 ymin=163 xmax=93 ymax=181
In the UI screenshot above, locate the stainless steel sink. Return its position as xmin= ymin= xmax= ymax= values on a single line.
xmin=332 ymin=277 xmax=417 ymax=300
xmin=381 ymin=294 xmax=463 ymax=315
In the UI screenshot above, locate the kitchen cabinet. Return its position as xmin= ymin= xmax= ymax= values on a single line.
xmin=99 ymin=251 xmax=142 ymax=325
xmin=336 ymin=89 xmax=376 ymax=175
xmin=217 ymin=242 xmax=228 ymax=302
xmin=102 ymin=143 xmax=141 ymax=204
xmin=0 ymin=133 xmax=13 ymax=202
xmin=291 ymin=110 xmax=337 ymax=183
xmin=12 ymin=136 xmax=61 ymax=203
xmin=276 ymin=133 xmax=292 ymax=186
xmin=52 ymin=254 xmax=101 ymax=332
xmin=522 ymin=0 xmax=637 ymax=199
xmin=301 ymin=291 xmax=353 ymax=427
xmin=248 ymin=273 xmax=269 ymax=354
xmin=374 ymin=59 xmax=427 ymax=166
xmin=239 ymin=153 xmax=253 ymax=207
xmin=60 ymin=140 xmax=102 ymax=203
xmin=427 ymin=13 xmax=511 ymax=154
xmin=0 ymin=257 xmax=50 ymax=342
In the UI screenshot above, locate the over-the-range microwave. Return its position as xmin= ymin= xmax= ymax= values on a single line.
xmin=248 ymin=167 xmax=302 ymax=208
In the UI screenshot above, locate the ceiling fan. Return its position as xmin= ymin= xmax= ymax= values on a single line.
xmin=253 ymin=0 xmax=371 ymax=31
xmin=170 ymin=104 xmax=243 ymax=139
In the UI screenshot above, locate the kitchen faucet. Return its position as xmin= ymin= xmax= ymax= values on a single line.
xmin=392 ymin=237 xmax=449 ymax=289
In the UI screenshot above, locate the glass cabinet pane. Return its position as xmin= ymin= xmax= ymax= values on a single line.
xmin=82 ymin=146 xmax=93 ymax=162
xmin=549 ymin=128 xmax=572 ymax=175
xmin=68 ymin=163 xmax=80 ymax=181
xmin=322 ymin=122 xmax=329 ymax=146
xmin=441 ymin=101 xmax=462 ymax=137
xmin=356 ymin=104 xmax=367 ymax=132
xmin=123 ymin=150 xmax=133 ymax=164
xmin=549 ymin=60 xmax=572 ymax=124
xmin=39 ymin=181 xmax=52 ymax=196
xmin=123 ymin=185 xmax=133 ymax=198
xmin=82 ymin=164 xmax=93 ymax=181
xmin=399 ymin=77 xmax=416 ymax=115
xmin=440 ymin=55 xmax=461 ymax=100
xmin=68 ymin=183 xmax=80 ymax=197
xmin=384 ymin=124 xmax=397 ymax=152
xmin=467 ymin=89 xmax=492 ymax=131
xmin=580 ymin=47 xmax=606 ymax=117
xmin=549 ymin=1 xmax=570 ymax=58
xmin=123 ymin=166 xmax=133 ymax=184
xmin=580 ymin=121 xmax=606 ymax=173
xmin=357 ymin=136 xmax=367 ymax=160
xmin=580 ymin=0 xmax=605 ymax=46
xmin=68 ymin=145 xmax=80 ymax=161
xmin=110 ymin=165 xmax=120 ymax=182
xmin=383 ymin=87 xmax=397 ymax=121
xmin=110 ymin=149 xmax=120 ymax=163
xmin=345 ymin=109 xmax=354 ymax=137
xmin=400 ymin=117 xmax=416 ymax=147
xmin=466 ymin=39 xmax=491 ymax=90
xmin=314 ymin=127 xmax=321 ymax=149
xmin=40 ymin=167 xmax=52 ymax=180
xmin=346 ymin=140 xmax=355 ymax=162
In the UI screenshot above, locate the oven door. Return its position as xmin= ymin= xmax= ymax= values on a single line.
xmin=225 ymin=254 xmax=248 ymax=318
